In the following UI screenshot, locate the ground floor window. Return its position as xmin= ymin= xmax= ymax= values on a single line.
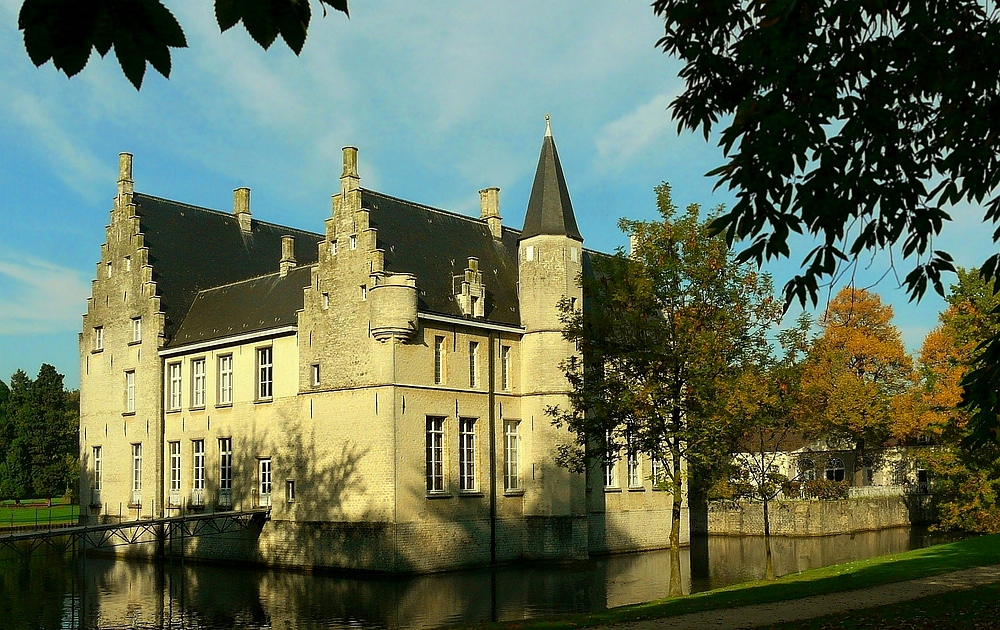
xmin=131 ymin=443 xmax=142 ymax=506
xmin=825 ymin=457 xmax=845 ymax=482
xmin=258 ymin=458 xmax=272 ymax=507
xmin=504 ymin=420 xmax=520 ymax=491
xmin=459 ymin=418 xmax=477 ymax=491
xmin=426 ymin=416 xmax=445 ymax=493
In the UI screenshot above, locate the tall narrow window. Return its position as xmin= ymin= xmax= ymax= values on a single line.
xmin=192 ymin=440 xmax=205 ymax=491
xmin=219 ymin=437 xmax=233 ymax=507
xmin=168 ymin=362 xmax=182 ymax=410
xmin=286 ymin=479 xmax=295 ymax=503
xmin=360 ymin=285 xmax=367 ymax=301
xmin=651 ymin=458 xmax=667 ymax=488
xmin=504 ymin=420 xmax=520 ymax=491
xmin=131 ymin=317 xmax=142 ymax=343
xmin=107 ymin=261 xmax=113 ymax=278
xmin=311 ymin=364 xmax=321 ymax=386
xmin=628 ymin=451 xmax=642 ymax=488
xmin=257 ymin=347 xmax=273 ymax=400
xmin=604 ymin=456 xmax=618 ymax=488
xmin=191 ymin=358 xmax=206 ymax=407
xmin=258 ymin=458 xmax=272 ymax=507
xmin=169 ymin=441 xmax=181 ymax=493
xmin=218 ymin=355 xmax=233 ymax=405
xmin=124 ymin=256 xmax=131 ymax=271
xmin=469 ymin=341 xmax=479 ymax=388
xmin=426 ymin=416 xmax=445 ymax=493
xmin=131 ymin=443 xmax=142 ymax=505
xmin=323 ymin=293 xmax=330 ymax=309
xmin=92 ymin=446 xmax=102 ymax=491
xmin=125 ymin=370 xmax=135 ymax=413
xmin=433 ymin=336 xmax=445 ymax=385
xmin=501 ymin=345 xmax=510 ymax=391
xmin=94 ymin=327 xmax=103 ymax=351
xmin=459 ymin=417 xmax=477 ymax=491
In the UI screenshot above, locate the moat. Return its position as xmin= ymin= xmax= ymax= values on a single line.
xmin=0 ymin=527 xmax=956 ymax=629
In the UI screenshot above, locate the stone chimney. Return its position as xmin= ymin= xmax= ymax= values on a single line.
xmin=341 ymin=146 xmax=360 ymax=194
xmin=479 ymin=187 xmax=502 ymax=239
xmin=280 ymin=235 xmax=296 ymax=276
xmin=118 ymin=153 xmax=134 ymax=198
xmin=234 ymin=187 xmax=252 ymax=233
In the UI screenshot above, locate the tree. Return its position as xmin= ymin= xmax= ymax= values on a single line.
xmin=548 ymin=182 xmax=781 ymax=596
xmin=726 ymin=311 xmax=811 ymax=581
xmin=652 ymin=0 xmax=1000 ymax=446
xmin=0 ymin=365 xmax=79 ymax=501
xmin=797 ymin=287 xmax=911 ymax=483
xmin=17 ymin=0 xmax=350 ymax=89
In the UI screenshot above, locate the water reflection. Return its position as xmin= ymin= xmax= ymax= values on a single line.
xmin=0 ymin=527 xmax=955 ymax=629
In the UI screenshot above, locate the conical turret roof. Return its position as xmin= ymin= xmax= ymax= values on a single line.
xmin=519 ymin=116 xmax=583 ymax=242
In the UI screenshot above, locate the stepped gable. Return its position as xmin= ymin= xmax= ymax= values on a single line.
xmin=133 ymin=193 xmax=323 ymax=342
xmin=361 ymin=189 xmax=522 ymax=326
xmin=166 ymin=265 xmax=315 ymax=349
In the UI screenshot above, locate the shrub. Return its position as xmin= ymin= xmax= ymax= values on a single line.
xmin=803 ymin=478 xmax=850 ymax=500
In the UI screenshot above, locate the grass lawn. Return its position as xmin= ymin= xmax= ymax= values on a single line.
xmin=0 ymin=499 xmax=79 ymax=530
xmin=480 ymin=533 xmax=1000 ymax=629
xmin=763 ymin=582 xmax=1000 ymax=629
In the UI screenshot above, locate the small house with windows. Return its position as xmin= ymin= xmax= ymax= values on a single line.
xmin=78 ymin=121 xmax=684 ymax=572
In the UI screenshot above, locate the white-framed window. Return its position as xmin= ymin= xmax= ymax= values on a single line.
xmin=826 ymin=457 xmax=846 ymax=482
xmin=219 ymin=438 xmax=232 ymax=491
xmin=168 ymin=362 xmax=182 ymax=410
xmin=311 ymin=364 xmax=321 ymax=386
xmin=360 ymin=285 xmax=367 ymax=301
xmin=434 ymin=336 xmax=445 ymax=385
xmin=257 ymin=347 xmax=273 ymax=400
xmin=501 ymin=345 xmax=510 ymax=391
xmin=258 ymin=458 xmax=272 ymax=505
xmin=459 ymin=417 xmax=477 ymax=491
xmin=131 ymin=317 xmax=142 ymax=343
xmin=426 ymin=416 xmax=445 ymax=493
xmin=191 ymin=358 xmax=206 ymax=407
xmin=124 ymin=256 xmax=131 ymax=271
xmin=524 ymin=245 xmax=534 ymax=261
xmin=323 ymin=293 xmax=330 ymax=309
xmin=94 ymin=327 xmax=103 ymax=351
xmin=286 ymin=479 xmax=295 ymax=503
xmin=218 ymin=355 xmax=233 ymax=405
xmin=107 ymin=261 xmax=113 ymax=278
xmin=628 ymin=451 xmax=642 ymax=488
xmin=570 ymin=247 xmax=578 ymax=263
xmin=125 ymin=370 xmax=135 ymax=413
xmin=651 ymin=457 xmax=668 ymax=488
xmin=92 ymin=446 xmax=102 ymax=491
xmin=330 ymin=240 xmax=338 ymax=256
xmin=349 ymin=235 xmax=357 ymax=250
xmin=604 ymin=456 xmax=618 ymax=488
xmin=504 ymin=420 xmax=520 ymax=491
xmin=132 ymin=443 xmax=142 ymax=492
xmin=192 ymin=440 xmax=205 ymax=491
xmin=169 ymin=441 xmax=181 ymax=492
xmin=469 ymin=341 xmax=479 ymax=388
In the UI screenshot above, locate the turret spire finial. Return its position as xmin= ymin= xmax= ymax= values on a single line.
xmin=544 ymin=113 xmax=552 ymax=137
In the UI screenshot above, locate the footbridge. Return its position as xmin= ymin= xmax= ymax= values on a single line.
xmin=0 ymin=508 xmax=271 ymax=557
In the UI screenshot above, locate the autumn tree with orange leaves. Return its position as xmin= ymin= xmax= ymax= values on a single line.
xmin=798 ymin=287 xmax=912 ymax=485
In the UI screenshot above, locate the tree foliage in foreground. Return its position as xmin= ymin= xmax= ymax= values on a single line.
xmin=0 ymin=365 xmax=79 ymax=501
xmin=17 ymin=0 xmax=349 ymax=89
xmin=653 ymin=0 xmax=1000 ymax=447
xmin=548 ymin=182 xmax=780 ymax=596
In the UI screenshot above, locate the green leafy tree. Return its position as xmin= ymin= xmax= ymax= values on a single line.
xmin=548 ymin=182 xmax=781 ymax=596
xmin=652 ymin=0 xmax=1000 ymax=446
xmin=17 ymin=0 xmax=350 ymax=89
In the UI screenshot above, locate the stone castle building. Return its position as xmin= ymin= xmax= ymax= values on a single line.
xmin=79 ymin=122 xmax=687 ymax=571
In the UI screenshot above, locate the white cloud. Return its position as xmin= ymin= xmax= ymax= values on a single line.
xmin=0 ymin=255 xmax=90 ymax=335
xmin=594 ymin=93 xmax=680 ymax=171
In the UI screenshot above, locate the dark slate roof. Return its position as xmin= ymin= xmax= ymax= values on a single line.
xmin=167 ymin=265 xmax=314 ymax=348
xmin=362 ymin=189 xmax=522 ymax=326
xmin=519 ymin=133 xmax=583 ymax=242
xmin=133 ymin=193 xmax=322 ymax=342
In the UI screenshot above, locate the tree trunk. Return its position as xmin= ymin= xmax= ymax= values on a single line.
xmin=668 ymin=448 xmax=684 ymax=597
xmin=853 ymin=438 xmax=867 ymax=487
xmin=762 ymin=495 xmax=775 ymax=580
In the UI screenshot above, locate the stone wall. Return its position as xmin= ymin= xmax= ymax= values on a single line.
xmin=706 ymin=496 xmax=935 ymax=536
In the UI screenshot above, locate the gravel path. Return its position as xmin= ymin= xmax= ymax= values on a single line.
xmin=598 ymin=564 xmax=1000 ymax=629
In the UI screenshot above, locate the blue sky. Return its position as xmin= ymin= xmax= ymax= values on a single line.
xmin=0 ymin=1 xmax=991 ymax=389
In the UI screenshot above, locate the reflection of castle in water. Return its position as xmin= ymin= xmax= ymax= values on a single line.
xmin=2 ymin=528 xmax=950 ymax=629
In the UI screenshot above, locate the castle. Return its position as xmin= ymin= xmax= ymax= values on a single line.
xmin=78 ymin=121 xmax=687 ymax=571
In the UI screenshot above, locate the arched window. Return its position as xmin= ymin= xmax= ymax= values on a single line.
xmin=825 ymin=457 xmax=846 ymax=482
xmin=798 ymin=457 xmax=816 ymax=481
